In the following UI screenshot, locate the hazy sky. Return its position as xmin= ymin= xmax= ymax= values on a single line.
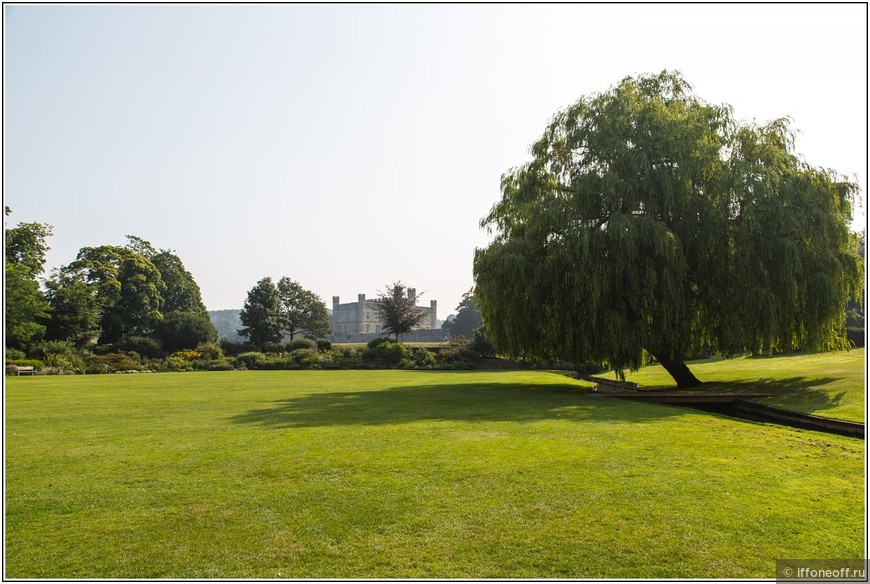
xmin=4 ymin=4 xmax=867 ymax=314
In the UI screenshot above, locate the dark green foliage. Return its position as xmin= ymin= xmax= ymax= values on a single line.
xmin=5 ymin=349 xmax=26 ymax=361
xmin=474 ymin=71 xmax=863 ymax=388
xmin=445 ymin=292 xmax=483 ymax=340
xmin=195 ymin=342 xmax=225 ymax=361
xmin=377 ymin=282 xmax=427 ymax=341
xmin=434 ymin=338 xmax=476 ymax=369
xmin=43 ymin=271 xmax=102 ymax=347
xmin=161 ymin=344 xmax=230 ymax=372
xmin=285 ymin=338 xmax=317 ymax=352
xmin=367 ymin=337 xmax=393 ymax=350
xmin=31 ymin=340 xmax=81 ymax=370
xmin=286 ymin=338 xmax=317 ymax=351
xmin=327 ymin=346 xmax=365 ymax=369
xmin=410 ymin=347 xmax=437 ymax=369
xmin=5 ymin=262 xmax=50 ymax=350
xmin=67 ymin=246 xmax=165 ymax=344
xmin=148 ymin=250 xmax=208 ymax=314
xmin=126 ymin=237 xmax=209 ymax=321
xmin=286 ymin=348 xmax=324 ymax=369
xmin=156 ymin=311 xmax=218 ymax=353
xmin=6 ymin=359 xmax=44 ymax=370
xmin=316 ymin=338 xmax=333 ymax=352
xmin=115 ymin=336 xmax=165 ymax=359
xmin=44 ymin=237 xmax=210 ymax=351
xmin=260 ymin=342 xmax=287 ymax=354
xmin=5 ymin=222 xmax=53 ymax=276
xmin=238 ymin=278 xmax=283 ymax=348
xmin=363 ymin=339 xmax=411 ymax=368
xmin=219 ymin=339 xmax=253 ymax=356
xmin=5 ymin=219 xmax=53 ymax=351
xmin=236 ymin=352 xmax=267 ymax=370
xmin=231 ymin=349 xmax=324 ymax=371
xmin=469 ymin=327 xmax=496 ymax=358
xmin=276 ymin=277 xmax=331 ymax=340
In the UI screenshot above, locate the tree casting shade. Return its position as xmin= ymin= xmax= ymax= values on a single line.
xmin=473 ymin=71 xmax=863 ymax=388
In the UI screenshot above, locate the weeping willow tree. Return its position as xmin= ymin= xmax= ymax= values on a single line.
xmin=473 ymin=71 xmax=862 ymax=388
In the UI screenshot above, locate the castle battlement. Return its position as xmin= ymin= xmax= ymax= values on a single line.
xmin=330 ymin=289 xmax=437 ymax=338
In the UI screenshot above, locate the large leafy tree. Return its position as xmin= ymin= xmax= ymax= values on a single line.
xmin=124 ymin=236 xmax=214 ymax=351
xmin=377 ymin=282 xmax=427 ymax=341
xmin=474 ymin=71 xmax=862 ymax=388
xmin=125 ymin=236 xmax=207 ymax=314
xmin=5 ymin=218 xmax=53 ymax=350
xmin=45 ymin=237 xmax=212 ymax=350
xmin=44 ymin=268 xmax=102 ymax=347
xmin=65 ymin=246 xmax=165 ymax=344
xmin=239 ymin=277 xmax=284 ymax=347
xmin=6 ymin=221 xmax=53 ymax=276
xmin=5 ymin=263 xmax=51 ymax=350
xmin=276 ymin=277 xmax=331 ymax=340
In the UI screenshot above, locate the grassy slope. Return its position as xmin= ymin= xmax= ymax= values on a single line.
xmin=606 ymin=349 xmax=865 ymax=422
xmin=5 ymin=370 xmax=864 ymax=578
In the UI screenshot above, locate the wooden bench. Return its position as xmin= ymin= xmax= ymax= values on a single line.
xmin=14 ymin=366 xmax=35 ymax=376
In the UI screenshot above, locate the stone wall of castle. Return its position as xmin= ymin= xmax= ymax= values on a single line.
xmin=329 ymin=288 xmax=437 ymax=340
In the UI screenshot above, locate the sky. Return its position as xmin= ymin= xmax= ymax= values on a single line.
xmin=4 ymin=4 xmax=867 ymax=315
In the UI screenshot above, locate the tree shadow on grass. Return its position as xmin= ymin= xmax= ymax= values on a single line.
xmin=693 ymin=376 xmax=848 ymax=415
xmin=226 ymin=381 xmax=688 ymax=429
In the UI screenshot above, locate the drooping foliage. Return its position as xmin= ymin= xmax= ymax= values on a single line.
xmin=474 ymin=71 xmax=862 ymax=388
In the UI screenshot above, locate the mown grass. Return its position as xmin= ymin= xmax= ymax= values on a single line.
xmin=5 ymin=369 xmax=864 ymax=578
xmin=606 ymin=348 xmax=865 ymax=422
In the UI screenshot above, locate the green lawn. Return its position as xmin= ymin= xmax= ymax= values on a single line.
xmin=5 ymin=369 xmax=864 ymax=578
xmin=605 ymin=348 xmax=865 ymax=422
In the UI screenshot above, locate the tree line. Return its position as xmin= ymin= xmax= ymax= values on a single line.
xmin=237 ymin=279 xmax=431 ymax=348
xmin=5 ymin=213 xmax=452 ymax=372
xmin=5 ymin=209 xmax=218 ymax=369
xmin=8 ymin=72 xmax=863 ymax=383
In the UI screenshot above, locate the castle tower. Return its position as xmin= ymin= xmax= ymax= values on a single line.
xmin=430 ymin=299 xmax=438 ymax=329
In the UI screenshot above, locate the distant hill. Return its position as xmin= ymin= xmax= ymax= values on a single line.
xmin=208 ymin=309 xmax=244 ymax=342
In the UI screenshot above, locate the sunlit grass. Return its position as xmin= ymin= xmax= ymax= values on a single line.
xmin=606 ymin=348 xmax=865 ymax=422
xmin=6 ymin=369 xmax=864 ymax=578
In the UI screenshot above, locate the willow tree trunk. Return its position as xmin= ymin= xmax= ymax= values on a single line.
xmin=654 ymin=354 xmax=703 ymax=389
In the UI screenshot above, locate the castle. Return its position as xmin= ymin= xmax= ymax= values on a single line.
xmin=330 ymin=288 xmax=439 ymax=342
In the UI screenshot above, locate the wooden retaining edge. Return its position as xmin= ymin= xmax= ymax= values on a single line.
xmin=732 ymin=400 xmax=864 ymax=439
